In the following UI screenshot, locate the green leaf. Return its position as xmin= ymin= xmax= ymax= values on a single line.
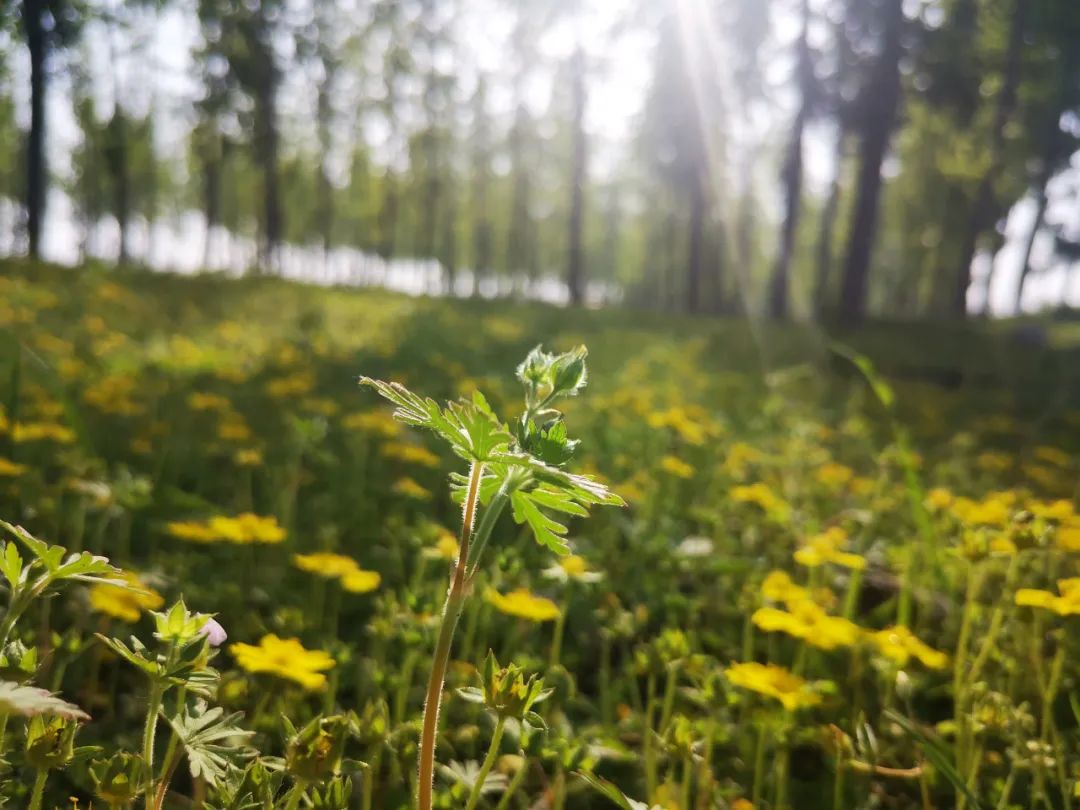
xmin=575 ymin=772 xmax=657 ymax=810
xmin=0 ymin=542 xmax=22 ymax=589
xmin=510 ymin=490 xmax=571 ymax=555
xmin=884 ymin=710 xmax=981 ymax=810
xmin=359 ymin=378 xmax=510 ymax=463
xmin=166 ymin=703 xmax=255 ymax=788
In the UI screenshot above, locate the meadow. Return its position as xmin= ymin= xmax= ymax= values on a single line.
xmin=0 ymin=260 xmax=1077 ymax=809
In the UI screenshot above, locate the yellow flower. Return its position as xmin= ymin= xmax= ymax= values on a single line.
xmin=485 ymin=588 xmax=560 ymax=622
xmin=950 ymin=494 xmax=1011 ymax=528
xmin=794 ymin=527 xmax=867 ymax=571
xmin=293 ymin=552 xmax=360 ymax=579
xmin=976 ymin=451 xmax=1012 ymax=473
xmin=11 ymin=422 xmax=76 ymax=444
xmin=89 ymin=572 xmax=164 ymax=623
xmin=208 ymin=513 xmax=286 ymax=545
xmin=723 ymin=442 xmax=763 ymax=478
xmin=869 ymin=626 xmax=949 ymax=670
xmin=659 ymin=455 xmax=695 ymax=479
xmin=543 ymin=554 xmax=604 ymax=584
xmin=187 ymin=392 xmax=231 ymax=412
xmin=1015 ymin=579 xmax=1080 ymax=617
xmin=393 ymin=477 xmax=431 ymax=500
xmin=752 ymin=601 xmax=861 ymax=650
xmin=167 ymin=514 xmax=285 ymax=545
xmin=1033 ymin=446 xmax=1070 ymax=468
xmin=265 ymin=373 xmax=315 ymax=399
xmin=165 ymin=520 xmax=219 ymax=543
xmin=1028 ymin=499 xmax=1075 ymax=522
xmin=925 ymin=488 xmax=954 ymax=511
xmin=725 ymin=662 xmax=821 ymax=711
xmin=815 ymin=462 xmax=854 ymax=490
xmin=343 ymin=411 xmax=401 ymax=439
xmin=760 ymin=570 xmax=808 ymax=605
xmin=1055 ymin=524 xmax=1080 ymax=552
xmin=0 ymin=458 xmax=27 ymax=477
xmin=382 ymin=442 xmax=441 ymax=468
xmin=433 ymin=532 xmax=459 ymax=560
xmin=731 ymin=483 xmax=790 ymax=521
xmin=341 ymin=569 xmax=381 ymax=593
xmin=234 ymin=448 xmax=263 ymax=467
xmin=217 ymin=416 xmax=253 ymax=443
xmin=231 ymin=634 xmax=335 ymax=691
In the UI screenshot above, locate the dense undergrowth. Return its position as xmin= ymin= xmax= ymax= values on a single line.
xmin=0 ymin=259 xmax=1076 ymax=809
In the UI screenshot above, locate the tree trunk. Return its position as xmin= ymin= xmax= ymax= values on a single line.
xmin=23 ymin=0 xmax=48 ymax=259
xmin=686 ymin=179 xmax=705 ymax=313
xmin=950 ymin=0 xmax=1027 ymax=318
xmin=105 ymin=112 xmax=130 ymax=266
xmin=838 ymin=0 xmax=903 ymax=322
xmin=813 ymin=133 xmax=843 ymax=316
xmin=255 ymin=87 xmax=282 ymax=274
xmin=1013 ymin=180 xmax=1049 ymax=314
xmin=566 ymin=48 xmax=587 ymax=307
xmin=767 ymin=0 xmax=810 ymax=320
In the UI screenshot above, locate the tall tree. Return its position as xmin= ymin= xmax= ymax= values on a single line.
xmin=837 ymin=0 xmax=904 ymax=321
xmin=565 ymin=46 xmax=587 ymax=306
xmin=767 ymin=0 xmax=813 ymax=318
xmin=951 ymin=0 xmax=1028 ymax=317
xmin=10 ymin=0 xmax=82 ymax=258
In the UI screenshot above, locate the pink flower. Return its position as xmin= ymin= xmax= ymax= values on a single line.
xmin=199 ymin=617 xmax=228 ymax=647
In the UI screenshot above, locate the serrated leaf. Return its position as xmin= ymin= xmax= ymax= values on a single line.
xmin=166 ymin=703 xmax=255 ymax=788
xmin=0 ymin=542 xmax=22 ymax=589
xmin=510 ymin=491 xmax=571 ymax=555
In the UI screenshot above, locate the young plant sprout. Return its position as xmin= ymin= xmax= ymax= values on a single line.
xmin=360 ymin=345 xmax=623 ymax=810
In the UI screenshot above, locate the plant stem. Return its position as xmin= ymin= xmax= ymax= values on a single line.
xmin=27 ymin=768 xmax=48 ymax=810
xmin=751 ymin=723 xmax=767 ymax=807
xmin=494 ymin=757 xmax=528 ymax=810
xmin=464 ymin=715 xmax=507 ymax=810
xmin=643 ymin=670 xmax=658 ymax=799
xmin=417 ymin=460 xmax=485 ymax=810
xmin=549 ymin=589 xmax=570 ymax=669
xmin=283 ymin=780 xmax=307 ymax=810
xmin=142 ymin=682 xmax=164 ymax=810
xmin=362 ymin=745 xmax=382 ymax=810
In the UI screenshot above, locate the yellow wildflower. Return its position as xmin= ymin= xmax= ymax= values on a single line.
xmin=1015 ymin=579 xmax=1080 ymax=617
xmin=815 ymin=462 xmax=854 ymax=490
xmin=423 ymin=531 xmax=459 ymax=561
xmin=1033 ymin=446 xmax=1070 ymax=468
xmin=234 ymin=448 xmax=263 ymax=467
xmin=731 ymin=483 xmax=790 ymax=521
xmin=925 ymin=488 xmax=954 ymax=510
xmin=485 ymin=588 xmax=560 ymax=622
xmin=725 ymin=662 xmax=821 ymax=711
xmin=89 ymin=572 xmax=164 ymax=623
xmin=1055 ymin=524 xmax=1080 ymax=552
xmin=752 ymin=601 xmax=861 ymax=650
xmin=794 ymin=527 xmax=866 ymax=571
xmin=659 ymin=455 xmax=695 ymax=479
xmin=542 ymin=554 xmax=604 ymax=584
xmin=217 ymin=416 xmax=253 ymax=443
xmin=12 ymin=422 xmax=76 ymax=444
xmin=230 ymin=635 xmax=334 ymax=691
xmin=382 ymin=442 xmax=441 ymax=468
xmin=723 ymin=442 xmax=763 ymax=478
xmin=1028 ymin=499 xmax=1075 ymax=522
xmin=293 ymin=552 xmax=361 ymax=579
xmin=343 ymin=411 xmax=401 ymax=439
xmin=761 ymin=570 xmax=809 ymax=605
xmin=0 ymin=458 xmax=26 ymax=477
xmin=393 ymin=477 xmax=431 ymax=500
xmin=208 ymin=513 xmax=286 ymax=545
xmin=976 ymin=452 xmax=1012 ymax=473
xmin=187 ymin=392 xmax=232 ymax=412
xmin=869 ymin=626 xmax=949 ymax=670
xmin=265 ymin=373 xmax=315 ymax=399
xmin=165 ymin=520 xmax=219 ymax=543
xmin=341 ymin=569 xmax=381 ymax=593
xmin=950 ymin=494 xmax=1011 ymax=528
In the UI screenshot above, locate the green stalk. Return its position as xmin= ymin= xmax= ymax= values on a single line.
xmin=643 ymin=670 xmax=658 ymax=798
xmin=362 ymin=745 xmax=382 ymax=810
xmin=282 ymin=780 xmax=307 ymax=810
xmin=27 ymin=768 xmax=48 ymax=810
xmin=751 ymin=724 xmax=767 ymax=807
xmin=142 ymin=682 xmax=165 ymax=810
xmin=417 ymin=461 xmax=485 ymax=810
xmin=464 ymin=715 xmax=507 ymax=810
xmin=494 ymin=757 xmax=528 ymax=810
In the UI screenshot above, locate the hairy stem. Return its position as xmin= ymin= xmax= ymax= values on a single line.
xmin=464 ymin=715 xmax=506 ymax=810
